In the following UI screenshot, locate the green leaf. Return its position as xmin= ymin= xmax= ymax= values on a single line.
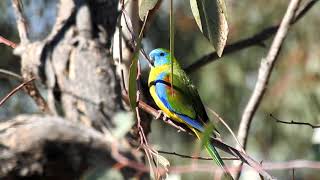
xmin=190 ymin=0 xmax=229 ymax=57
xmin=128 ymin=38 xmax=142 ymax=110
xmin=112 ymin=112 xmax=134 ymax=139
xmin=139 ymin=0 xmax=158 ymax=20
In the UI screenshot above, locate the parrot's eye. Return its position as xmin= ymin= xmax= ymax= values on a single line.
xmin=159 ymin=52 xmax=165 ymax=56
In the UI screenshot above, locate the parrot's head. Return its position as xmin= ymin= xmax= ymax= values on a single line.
xmin=149 ymin=48 xmax=177 ymax=67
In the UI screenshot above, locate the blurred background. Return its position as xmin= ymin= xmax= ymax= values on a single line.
xmin=0 ymin=0 xmax=319 ymax=179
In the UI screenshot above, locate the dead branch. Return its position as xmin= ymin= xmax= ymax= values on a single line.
xmin=11 ymin=0 xmax=29 ymax=44
xmin=270 ymin=114 xmax=320 ymax=128
xmin=122 ymin=93 xmax=274 ymax=179
xmin=0 ymin=35 xmax=17 ymax=48
xmin=0 ymin=115 xmax=144 ymax=179
xmin=11 ymin=0 xmax=50 ymax=114
xmin=158 ymin=150 xmax=239 ymax=161
xmin=235 ymin=0 xmax=302 ymax=178
xmin=0 ymin=77 xmax=35 ymax=106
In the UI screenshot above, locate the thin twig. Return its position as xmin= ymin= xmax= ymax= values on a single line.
xmin=121 ymin=5 xmax=154 ymax=68
xmin=262 ymin=160 xmax=320 ymax=170
xmin=140 ymin=48 xmax=153 ymax=67
xmin=158 ymin=150 xmax=239 ymax=161
xmin=121 ymin=93 xmax=273 ymax=179
xmin=0 ymin=69 xmax=22 ymax=80
xmin=206 ymin=106 xmax=245 ymax=153
xmin=0 ymin=35 xmax=17 ymax=48
xmin=292 ymin=168 xmax=295 ymax=180
xmin=270 ymin=114 xmax=320 ymax=129
xmin=185 ymin=0 xmax=318 ymax=73
xmin=0 ymin=77 xmax=35 ymax=106
xmin=235 ymin=0 xmax=302 ymax=179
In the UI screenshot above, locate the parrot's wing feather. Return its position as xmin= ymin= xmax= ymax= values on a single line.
xmin=154 ymin=70 xmax=207 ymax=131
xmin=175 ymin=69 xmax=221 ymax=136
xmin=178 ymin=71 xmax=210 ymax=124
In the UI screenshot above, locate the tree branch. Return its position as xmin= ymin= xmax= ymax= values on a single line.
xmin=0 ymin=69 xmax=22 ymax=80
xmin=235 ymin=0 xmax=302 ymax=178
xmin=0 ymin=35 xmax=17 ymax=48
xmin=0 ymin=77 xmax=35 ymax=106
xmin=122 ymin=93 xmax=274 ymax=179
xmin=0 ymin=115 xmax=143 ymax=179
xmin=185 ymin=0 xmax=318 ymax=73
xmin=11 ymin=0 xmax=29 ymax=43
xmin=11 ymin=0 xmax=50 ymax=114
xmin=270 ymin=114 xmax=320 ymax=129
xmin=158 ymin=150 xmax=239 ymax=161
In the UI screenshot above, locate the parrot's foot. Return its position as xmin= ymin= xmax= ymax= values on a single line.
xmin=155 ymin=110 xmax=169 ymax=121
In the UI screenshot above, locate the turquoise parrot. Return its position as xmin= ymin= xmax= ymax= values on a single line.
xmin=148 ymin=48 xmax=233 ymax=179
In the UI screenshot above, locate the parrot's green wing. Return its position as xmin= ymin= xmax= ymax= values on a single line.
xmin=173 ymin=68 xmax=209 ymax=124
xmin=151 ymin=66 xmax=209 ymax=131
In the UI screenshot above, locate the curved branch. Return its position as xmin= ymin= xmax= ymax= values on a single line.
xmin=122 ymin=93 xmax=274 ymax=179
xmin=0 ymin=115 xmax=142 ymax=179
xmin=235 ymin=0 xmax=303 ymax=178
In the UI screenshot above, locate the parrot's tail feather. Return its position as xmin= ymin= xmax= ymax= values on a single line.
xmin=205 ymin=142 xmax=234 ymax=180
xmin=193 ymin=130 xmax=233 ymax=180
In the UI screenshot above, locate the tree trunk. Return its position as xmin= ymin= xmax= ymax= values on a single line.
xmin=1 ymin=0 xmax=148 ymax=179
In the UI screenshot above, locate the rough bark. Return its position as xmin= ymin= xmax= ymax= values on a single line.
xmin=3 ymin=0 xmax=147 ymax=179
xmin=0 ymin=115 xmax=114 ymax=179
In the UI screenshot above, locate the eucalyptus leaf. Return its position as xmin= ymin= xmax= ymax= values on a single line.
xmin=190 ymin=0 xmax=228 ymax=57
xmin=139 ymin=0 xmax=158 ymax=20
xmin=156 ymin=153 xmax=170 ymax=171
xmin=155 ymin=153 xmax=170 ymax=178
xmin=128 ymin=37 xmax=142 ymax=111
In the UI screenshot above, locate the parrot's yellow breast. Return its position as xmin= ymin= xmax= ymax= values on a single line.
xmin=148 ymin=65 xmax=185 ymax=124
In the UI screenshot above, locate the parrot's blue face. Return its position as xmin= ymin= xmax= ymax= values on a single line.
xmin=149 ymin=48 xmax=171 ymax=67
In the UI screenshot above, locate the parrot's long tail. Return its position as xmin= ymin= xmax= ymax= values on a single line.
xmin=194 ymin=130 xmax=234 ymax=180
xmin=205 ymin=142 xmax=234 ymax=180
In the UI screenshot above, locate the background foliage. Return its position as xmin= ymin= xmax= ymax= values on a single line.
xmin=0 ymin=0 xmax=319 ymax=179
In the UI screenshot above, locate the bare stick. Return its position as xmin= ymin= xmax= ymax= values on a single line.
xmin=206 ymin=106 xmax=245 ymax=153
xmin=0 ymin=69 xmax=22 ymax=80
xmin=121 ymin=93 xmax=273 ymax=179
xmin=11 ymin=0 xmax=29 ymax=43
xmin=158 ymin=150 xmax=239 ymax=161
xmin=185 ymin=0 xmax=318 ymax=73
xmin=262 ymin=160 xmax=320 ymax=170
xmin=0 ymin=77 xmax=35 ymax=106
xmin=0 ymin=35 xmax=17 ymax=48
xmin=270 ymin=114 xmax=320 ymax=129
xmin=235 ymin=0 xmax=302 ymax=178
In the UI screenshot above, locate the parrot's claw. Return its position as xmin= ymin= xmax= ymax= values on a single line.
xmin=155 ymin=110 xmax=169 ymax=121
xmin=162 ymin=114 xmax=169 ymax=121
xmin=155 ymin=110 xmax=163 ymax=119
